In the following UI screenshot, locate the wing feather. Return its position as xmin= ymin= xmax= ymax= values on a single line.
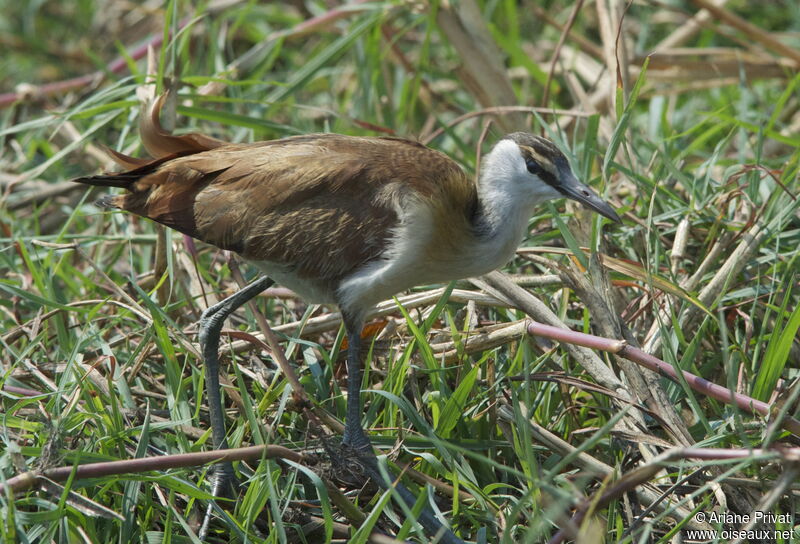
xmin=74 ymin=134 xmax=474 ymax=284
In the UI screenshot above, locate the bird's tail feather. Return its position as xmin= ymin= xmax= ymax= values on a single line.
xmin=72 ymin=171 xmax=141 ymax=189
xmin=94 ymin=194 xmax=122 ymax=209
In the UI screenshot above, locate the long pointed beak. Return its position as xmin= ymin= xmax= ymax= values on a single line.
xmin=558 ymin=172 xmax=622 ymax=223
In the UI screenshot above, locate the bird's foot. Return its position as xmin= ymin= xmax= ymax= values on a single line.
xmin=319 ymin=436 xmax=376 ymax=489
xmin=327 ymin=439 xmax=466 ymax=544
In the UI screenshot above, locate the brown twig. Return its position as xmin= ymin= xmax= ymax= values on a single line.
xmin=525 ymin=320 xmax=800 ymax=436
xmin=0 ymin=444 xmax=304 ymax=496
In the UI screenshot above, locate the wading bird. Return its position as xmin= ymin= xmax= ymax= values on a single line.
xmin=75 ymin=97 xmax=620 ymax=542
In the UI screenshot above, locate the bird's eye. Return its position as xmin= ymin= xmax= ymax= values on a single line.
xmin=526 ymin=158 xmax=542 ymax=175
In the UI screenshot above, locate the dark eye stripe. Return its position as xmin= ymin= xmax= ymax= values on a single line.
xmin=525 ymin=156 xmax=561 ymax=191
xmin=526 ymin=158 xmax=542 ymax=175
xmin=539 ymin=169 xmax=562 ymax=192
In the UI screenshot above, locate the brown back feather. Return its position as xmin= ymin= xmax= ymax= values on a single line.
xmin=73 ymin=133 xmax=475 ymax=284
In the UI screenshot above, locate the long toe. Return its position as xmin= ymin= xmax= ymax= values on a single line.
xmin=328 ymin=444 xmax=466 ymax=544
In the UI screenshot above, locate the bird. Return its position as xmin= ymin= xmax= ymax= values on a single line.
xmin=74 ymin=96 xmax=620 ymax=541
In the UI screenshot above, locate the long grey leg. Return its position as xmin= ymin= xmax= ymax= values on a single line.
xmin=198 ymin=275 xmax=274 ymax=537
xmin=338 ymin=312 xmax=465 ymax=544
xmin=341 ymin=314 xmax=371 ymax=451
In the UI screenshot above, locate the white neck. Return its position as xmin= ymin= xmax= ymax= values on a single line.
xmin=335 ymin=140 xmax=560 ymax=313
xmin=471 ymin=140 xmax=553 ymax=265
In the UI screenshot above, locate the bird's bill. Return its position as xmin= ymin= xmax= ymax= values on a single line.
xmin=558 ymin=173 xmax=622 ymax=223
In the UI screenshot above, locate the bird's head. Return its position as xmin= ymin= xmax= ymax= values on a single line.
xmin=481 ymin=132 xmax=621 ymax=223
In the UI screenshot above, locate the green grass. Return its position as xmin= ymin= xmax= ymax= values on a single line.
xmin=2 ymin=1 xmax=800 ymax=543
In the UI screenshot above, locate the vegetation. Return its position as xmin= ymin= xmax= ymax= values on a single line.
xmin=2 ymin=1 xmax=799 ymax=542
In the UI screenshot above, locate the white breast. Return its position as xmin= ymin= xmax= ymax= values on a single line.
xmin=253 ymin=260 xmax=337 ymax=304
xmin=334 ymin=196 xmax=529 ymax=319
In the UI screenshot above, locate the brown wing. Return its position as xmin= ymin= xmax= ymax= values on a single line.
xmin=74 ymin=134 xmax=474 ymax=284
